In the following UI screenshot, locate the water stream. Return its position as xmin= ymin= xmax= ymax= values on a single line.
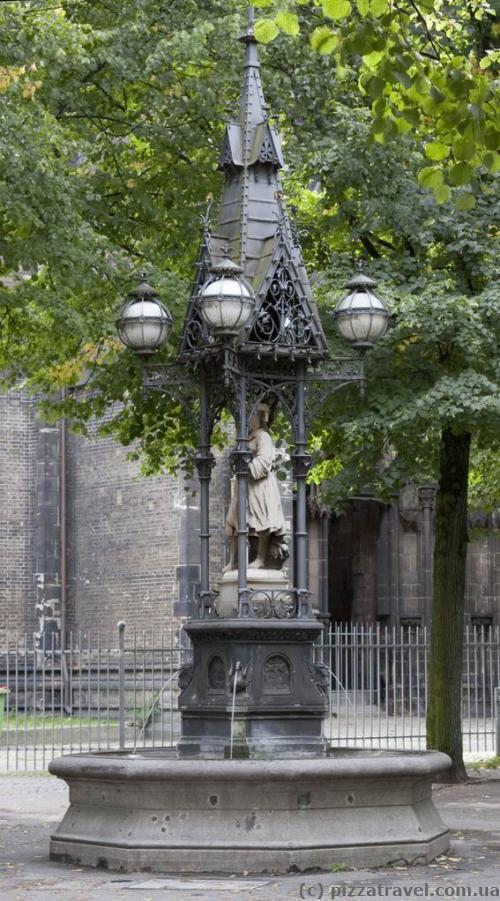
xmin=320 ymin=665 xmax=356 ymax=712
xmin=229 ymin=661 xmax=242 ymax=759
xmin=130 ymin=663 xmax=354 ymax=758
xmin=133 ymin=669 xmax=180 ymax=752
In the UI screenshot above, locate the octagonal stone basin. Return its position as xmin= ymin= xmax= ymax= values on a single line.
xmin=48 ymin=747 xmax=451 ymax=874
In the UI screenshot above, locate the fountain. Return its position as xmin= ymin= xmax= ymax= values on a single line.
xmin=49 ymin=7 xmax=450 ymax=874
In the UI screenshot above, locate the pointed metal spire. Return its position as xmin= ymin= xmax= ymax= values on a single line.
xmin=180 ymin=5 xmax=327 ymax=360
xmin=237 ymin=5 xmax=266 ymax=133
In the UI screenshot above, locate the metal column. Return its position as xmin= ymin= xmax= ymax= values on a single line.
xmin=293 ymin=361 xmax=311 ymax=615
xmin=236 ymin=372 xmax=249 ymax=612
xmin=196 ymin=379 xmax=215 ymax=616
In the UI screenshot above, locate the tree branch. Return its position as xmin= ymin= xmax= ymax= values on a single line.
xmin=360 ymin=233 xmax=381 ymax=259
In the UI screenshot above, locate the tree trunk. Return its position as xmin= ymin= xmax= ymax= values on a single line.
xmin=426 ymin=427 xmax=470 ymax=783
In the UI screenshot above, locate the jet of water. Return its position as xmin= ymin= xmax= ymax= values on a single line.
xmin=133 ymin=669 xmax=181 ymax=751
xmin=229 ymin=661 xmax=242 ymax=759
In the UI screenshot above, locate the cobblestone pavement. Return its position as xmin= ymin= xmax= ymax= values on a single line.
xmin=0 ymin=770 xmax=499 ymax=901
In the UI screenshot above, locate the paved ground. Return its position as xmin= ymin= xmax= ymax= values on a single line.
xmin=0 ymin=768 xmax=499 ymax=901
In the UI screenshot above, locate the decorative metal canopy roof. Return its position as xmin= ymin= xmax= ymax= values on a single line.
xmin=180 ymin=9 xmax=328 ymax=362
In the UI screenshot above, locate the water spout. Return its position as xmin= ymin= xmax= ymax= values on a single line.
xmin=229 ymin=661 xmax=242 ymax=760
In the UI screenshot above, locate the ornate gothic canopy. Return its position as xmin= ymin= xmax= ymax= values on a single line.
xmin=180 ymin=16 xmax=327 ymax=363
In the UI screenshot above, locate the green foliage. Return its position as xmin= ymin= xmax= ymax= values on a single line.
xmin=424 ymin=142 xmax=451 ymax=162
xmin=254 ymin=18 xmax=279 ymax=43
xmin=275 ymin=11 xmax=300 ymax=36
xmin=255 ymin=0 xmax=500 ymax=200
xmin=468 ymin=448 xmax=500 ymax=511
xmin=310 ymin=26 xmax=341 ymax=54
xmin=278 ymin=80 xmax=499 ymax=510
xmin=468 ymin=756 xmax=500 ymax=770
xmin=0 ymin=0 xmax=241 ymax=472
xmin=323 ymin=0 xmax=352 ymax=21
xmin=307 ymin=276 xmax=499 ymax=511
xmin=0 ymin=0 xmax=498 ymax=504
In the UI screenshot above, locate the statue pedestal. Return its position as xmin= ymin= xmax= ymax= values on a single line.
xmin=217 ymin=568 xmax=289 ymax=618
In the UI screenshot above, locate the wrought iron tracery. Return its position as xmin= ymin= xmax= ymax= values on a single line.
xmin=179 ymin=242 xmax=212 ymax=357
xmin=140 ymin=347 xmax=365 ymax=621
xmin=143 ymin=354 xmax=363 ymax=430
xmin=259 ymin=134 xmax=278 ymax=165
xmin=220 ymin=135 xmax=234 ymax=169
xmin=249 ymin=262 xmax=314 ymax=348
xmin=245 ymin=378 xmax=296 ymax=430
xmin=183 ymin=310 xmax=211 ymax=354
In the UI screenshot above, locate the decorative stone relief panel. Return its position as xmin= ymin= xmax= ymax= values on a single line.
xmin=263 ymin=654 xmax=291 ymax=694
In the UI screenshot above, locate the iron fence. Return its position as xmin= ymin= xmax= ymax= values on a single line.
xmin=316 ymin=623 xmax=500 ymax=754
xmin=0 ymin=622 xmax=499 ymax=770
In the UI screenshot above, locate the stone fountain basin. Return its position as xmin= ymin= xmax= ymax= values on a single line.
xmin=48 ymin=747 xmax=450 ymax=874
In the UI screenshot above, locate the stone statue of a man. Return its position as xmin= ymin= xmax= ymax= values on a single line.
xmin=224 ymin=404 xmax=288 ymax=571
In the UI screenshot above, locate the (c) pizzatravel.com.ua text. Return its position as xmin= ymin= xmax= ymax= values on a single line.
xmin=299 ymin=886 xmax=500 ymax=900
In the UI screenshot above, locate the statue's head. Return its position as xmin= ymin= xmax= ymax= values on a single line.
xmin=249 ymin=403 xmax=270 ymax=432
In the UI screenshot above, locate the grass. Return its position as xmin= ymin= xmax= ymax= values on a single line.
xmin=0 ymin=770 xmax=53 ymax=777
xmin=0 ymin=714 xmax=119 ymax=729
xmin=468 ymin=756 xmax=500 ymax=771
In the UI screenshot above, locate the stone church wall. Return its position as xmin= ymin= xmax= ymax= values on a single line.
xmin=1 ymin=391 xmax=500 ymax=637
xmin=65 ymin=423 xmax=229 ymax=638
xmin=0 ymin=392 xmax=36 ymax=635
xmin=465 ymin=526 xmax=500 ymax=625
xmin=326 ymin=489 xmax=500 ymax=626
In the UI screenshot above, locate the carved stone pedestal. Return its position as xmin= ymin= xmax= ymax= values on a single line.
xmin=216 ymin=568 xmax=289 ymax=618
xmin=177 ymin=618 xmax=328 ymax=758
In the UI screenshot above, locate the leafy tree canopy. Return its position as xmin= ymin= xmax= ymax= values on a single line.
xmin=253 ymin=0 xmax=500 ymax=204
xmin=0 ymin=0 xmax=498 ymax=507
xmin=285 ymin=86 xmax=500 ymax=511
xmin=1 ymin=0 xmax=496 ymax=782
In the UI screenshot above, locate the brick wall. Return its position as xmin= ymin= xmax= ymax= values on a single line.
xmin=0 ymin=392 xmax=36 ymax=635
xmin=2 ymin=391 xmax=500 ymax=638
xmin=65 ymin=421 xmax=232 ymax=638
xmin=65 ymin=421 xmax=180 ymax=638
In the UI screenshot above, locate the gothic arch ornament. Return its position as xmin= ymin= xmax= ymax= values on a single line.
xmin=259 ymin=133 xmax=279 ymax=165
xmin=246 ymin=377 xmax=297 ymax=430
xmin=248 ymin=260 xmax=314 ymax=350
xmin=207 ymin=655 xmax=226 ymax=692
xmin=263 ymin=653 xmax=292 ymax=693
xmin=179 ymin=230 xmax=212 ymax=357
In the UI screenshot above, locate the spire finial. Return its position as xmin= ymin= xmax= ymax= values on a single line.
xmin=239 ymin=4 xmax=258 ymax=52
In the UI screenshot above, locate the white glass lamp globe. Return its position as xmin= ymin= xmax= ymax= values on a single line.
xmin=198 ymin=257 xmax=255 ymax=338
xmin=333 ymin=269 xmax=389 ymax=348
xmin=116 ymin=282 xmax=173 ymax=354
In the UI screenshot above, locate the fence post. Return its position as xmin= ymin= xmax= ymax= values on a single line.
xmin=495 ymin=687 xmax=500 ymax=759
xmin=118 ymin=622 xmax=126 ymax=750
